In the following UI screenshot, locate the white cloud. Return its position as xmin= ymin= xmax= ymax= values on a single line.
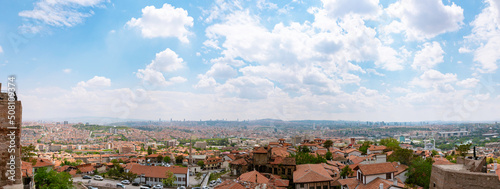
xmin=411 ymin=69 xmax=457 ymax=89
xmin=63 ymin=69 xmax=72 ymax=73
xmin=386 ymin=0 xmax=464 ymax=40
xmin=321 ymin=0 xmax=381 ymax=19
xmin=206 ymin=63 xmax=237 ymax=79
xmin=412 ymin=41 xmax=444 ymax=71
xmin=366 ymin=68 xmax=385 ymax=76
xmin=147 ymin=48 xmax=184 ymax=72
xmin=19 ymin=0 xmax=106 ymax=33
xmin=0 ymin=45 xmax=3 ymax=53
xmin=136 ymin=48 xmax=186 ymax=86
xmin=257 ymin=0 xmax=278 ymax=10
xmin=77 ymin=76 xmax=111 ymax=88
xmin=464 ymin=0 xmax=500 ymax=73
xmin=458 ymin=47 xmax=472 ymax=53
xmin=127 ymin=3 xmax=194 ymax=43
xmin=456 ymin=78 xmax=480 ymax=88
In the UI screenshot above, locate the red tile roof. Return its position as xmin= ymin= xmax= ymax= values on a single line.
xmin=337 ymin=178 xmax=359 ymax=189
xmin=215 ymin=180 xmax=246 ymax=189
xmin=356 ymin=162 xmax=397 ymax=176
xmin=127 ymin=163 xmax=188 ymax=178
xmin=390 ymin=162 xmax=408 ymax=176
xmin=238 ymin=170 xmax=269 ymax=184
xmin=21 ymin=161 xmax=33 ymax=178
xmin=33 ymin=158 xmax=55 ymax=168
xmin=231 ymin=158 xmax=248 ymax=165
xmin=294 ymin=164 xmax=333 ymax=183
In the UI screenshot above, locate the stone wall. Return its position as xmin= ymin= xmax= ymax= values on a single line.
xmin=0 ymin=86 xmax=23 ymax=188
xmin=429 ymin=165 xmax=500 ymax=189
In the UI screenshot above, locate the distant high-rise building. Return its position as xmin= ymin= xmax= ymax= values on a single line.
xmin=0 ymin=83 xmax=23 ymax=188
xmin=63 ymin=121 xmax=68 ymax=125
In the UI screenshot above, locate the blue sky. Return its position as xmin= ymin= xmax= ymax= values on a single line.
xmin=1 ymin=0 xmax=500 ymax=122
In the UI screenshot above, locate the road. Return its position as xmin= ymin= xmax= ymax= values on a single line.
xmin=73 ymin=177 xmax=142 ymax=189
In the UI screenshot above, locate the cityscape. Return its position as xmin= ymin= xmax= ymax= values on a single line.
xmin=1 ymin=0 xmax=500 ymax=189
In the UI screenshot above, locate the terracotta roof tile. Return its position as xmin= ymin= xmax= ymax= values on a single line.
xmin=356 ymin=162 xmax=397 ymax=176
xmin=238 ymin=170 xmax=269 ymax=184
xmin=127 ymin=163 xmax=188 ymax=178
xmin=294 ymin=164 xmax=333 ymax=183
xmin=337 ymin=178 xmax=359 ymax=189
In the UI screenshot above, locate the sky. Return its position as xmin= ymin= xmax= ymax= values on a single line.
xmin=0 ymin=0 xmax=500 ymax=122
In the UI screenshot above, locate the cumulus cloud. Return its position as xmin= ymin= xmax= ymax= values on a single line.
xmin=77 ymin=76 xmax=111 ymax=88
xmin=412 ymin=41 xmax=444 ymax=71
xmin=386 ymin=0 xmax=464 ymax=40
xmin=456 ymin=78 xmax=480 ymax=88
xmin=321 ymin=0 xmax=381 ymax=19
xmin=411 ymin=69 xmax=457 ymax=89
xmin=136 ymin=48 xmax=186 ymax=86
xmin=127 ymin=3 xmax=194 ymax=43
xmin=19 ymin=0 xmax=106 ymax=33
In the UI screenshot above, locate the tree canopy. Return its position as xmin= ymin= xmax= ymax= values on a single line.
xmin=34 ymin=167 xmax=73 ymax=189
xmin=340 ymin=165 xmax=354 ymax=179
xmin=323 ymin=140 xmax=333 ymax=150
xmin=162 ymin=170 xmax=177 ymax=187
xmin=405 ymin=157 xmax=434 ymax=189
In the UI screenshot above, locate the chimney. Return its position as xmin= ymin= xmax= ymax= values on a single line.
xmin=394 ymin=179 xmax=397 ymax=186
xmin=380 ymin=183 xmax=384 ymax=189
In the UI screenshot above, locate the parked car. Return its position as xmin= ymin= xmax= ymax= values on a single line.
xmin=202 ymin=186 xmax=209 ymax=189
xmin=116 ymin=183 xmax=126 ymax=188
xmin=87 ymin=186 xmax=98 ymax=189
xmin=121 ymin=180 xmax=130 ymax=185
xmin=82 ymin=175 xmax=92 ymax=179
xmin=152 ymin=184 xmax=163 ymax=189
xmin=142 ymin=183 xmax=153 ymax=188
xmin=176 ymin=186 xmax=186 ymax=189
xmin=192 ymin=187 xmax=201 ymax=189
xmin=139 ymin=186 xmax=150 ymax=189
xmin=132 ymin=182 xmax=140 ymax=186
xmin=93 ymin=175 xmax=104 ymax=181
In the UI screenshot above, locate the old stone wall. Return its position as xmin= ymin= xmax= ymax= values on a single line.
xmin=0 ymin=88 xmax=23 ymax=187
xmin=430 ymin=165 xmax=500 ymax=189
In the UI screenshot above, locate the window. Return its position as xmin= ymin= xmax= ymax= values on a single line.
xmin=300 ymin=184 xmax=304 ymax=188
xmin=323 ymin=186 xmax=328 ymax=189
xmin=386 ymin=173 xmax=391 ymax=179
xmin=316 ymin=186 xmax=321 ymax=189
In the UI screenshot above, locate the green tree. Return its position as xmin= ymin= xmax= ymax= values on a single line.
xmin=387 ymin=148 xmax=415 ymax=166
xmin=197 ymin=160 xmax=205 ymax=169
xmin=431 ymin=150 xmax=438 ymax=157
xmin=325 ymin=151 xmax=333 ymax=160
xmin=158 ymin=154 xmax=164 ymax=163
xmin=162 ymin=170 xmax=177 ymax=187
xmin=340 ymin=165 xmax=354 ymax=179
xmin=122 ymin=171 xmax=137 ymax=181
xmin=147 ymin=146 xmax=153 ymax=155
xmin=175 ymin=155 xmax=184 ymax=164
xmin=359 ymin=141 xmax=372 ymax=155
xmin=323 ymin=140 xmax=333 ymax=150
xmin=289 ymin=152 xmax=326 ymax=165
xmin=405 ymin=157 xmax=434 ymax=189
xmin=379 ymin=138 xmax=400 ymax=151
xmin=164 ymin=156 xmax=171 ymax=163
xmin=21 ymin=144 xmax=36 ymax=162
xmin=299 ymin=146 xmax=310 ymax=153
xmin=455 ymin=143 xmax=472 ymax=157
xmin=34 ymin=167 xmax=73 ymax=189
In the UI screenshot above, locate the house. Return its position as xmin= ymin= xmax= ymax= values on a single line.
xmin=353 ymin=162 xmax=397 ymax=184
xmin=344 ymin=149 xmax=362 ymax=157
xmin=204 ymin=157 xmax=222 ymax=170
xmin=32 ymin=158 xmax=55 ymax=173
xmin=367 ymin=145 xmax=386 ymax=154
xmin=294 ymin=164 xmax=334 ymax=189
xmin=77 ymin=164 xmax=95 ymax=175
xmin=21 ymin=161 xmax=34 ymax=189
xmin=125 ymin=163 xmax=188 ymax=186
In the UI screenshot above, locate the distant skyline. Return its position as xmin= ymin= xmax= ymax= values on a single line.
xmin=1 ymin=0 xmax=500 ymax=122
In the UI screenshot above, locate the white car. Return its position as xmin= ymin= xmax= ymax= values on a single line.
xmin=93 ymin=175 xmax=104 ymax=181
xmin=152 ymin=184 xmax=163 ymax=189
xmin=177 ymin=186 xmax=186 ymax=189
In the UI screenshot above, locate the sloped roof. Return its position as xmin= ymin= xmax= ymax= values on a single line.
xmin=270 ymin=157 xmax=296 ymax=165
xmin=215 ymin=180 xmax=246 ymax=189
xmin=294 ymin=164 xmax=333 ymax=183
xmin=356 ymin=177 xmax=405 ymax=189
xmin=127 ymin=163 xmax=188 ymax=178
xmin=254 ymin=147 xmax=268 ymax=154
xmin=390 ymin=162 xmax=408 ymax=176
xmin=231 ymin=158 xmax=248 ymax=165
xmin=368 ymin=145 xmax=386 ymax=151
xmin=337 ymin=178 xmax=359 ymax=189
xmin=21 ymin=161 xmax=33 ymax=178
xmin=356 ymin=162 xmax=397 ymax=176
xmin=33 ymin=158 xmax=55 ymax=168
xmin=238 ymin=170 xmax=269 ymax=184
